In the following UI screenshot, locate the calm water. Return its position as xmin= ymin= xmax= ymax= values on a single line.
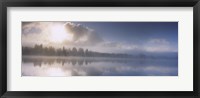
xmin=22 ymin=56 xmax=178 ymax=76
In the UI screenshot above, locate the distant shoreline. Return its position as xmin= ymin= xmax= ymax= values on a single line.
xmin=22 ymin=55 xmax=133 ymax=59
xmin=22 ymin=55 xmax=178 ymax=60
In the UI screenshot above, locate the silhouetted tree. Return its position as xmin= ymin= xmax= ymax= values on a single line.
xmin=78 ymin=48 xmax=84 ymax=56
xmin=72 ymin=47 xmax=77 ymax=56
xmin=22 ymin=44 xmax=132 ymax=58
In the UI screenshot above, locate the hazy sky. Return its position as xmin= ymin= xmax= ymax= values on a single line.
xmin=22 ymin=22 xmax=178 ymax=54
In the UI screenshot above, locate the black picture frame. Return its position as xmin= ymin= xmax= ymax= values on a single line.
xmin=0 ymin=0 xmax=200 ymax=98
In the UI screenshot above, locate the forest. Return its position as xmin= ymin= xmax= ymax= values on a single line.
xmin=22 ymin=44 xmax=132 ymax=58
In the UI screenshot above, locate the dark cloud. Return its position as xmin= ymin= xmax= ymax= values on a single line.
xmin=65 ymin=22 xmax=88 ymax=41
xmin=64 ymin=22 xmax=103 ymax=46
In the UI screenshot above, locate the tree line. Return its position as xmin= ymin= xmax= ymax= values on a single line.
xmin=22 ymin=44 xmax=131 ymax=58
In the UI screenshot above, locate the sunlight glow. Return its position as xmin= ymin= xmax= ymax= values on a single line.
xmin=47 ymin=67 xmax=69 ymax=76
xmin=50 ymin=24 xmax=73 ymax=43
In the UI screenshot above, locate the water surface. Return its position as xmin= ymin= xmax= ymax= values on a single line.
xmin=22 ymin=56 xmax=178 ymax=76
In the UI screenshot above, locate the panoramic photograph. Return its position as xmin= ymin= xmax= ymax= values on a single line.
xmin=22 ymin=22 xmax=178 ymax=76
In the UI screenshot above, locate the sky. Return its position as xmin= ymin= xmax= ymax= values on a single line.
xmin=22 ymin=22 xmax=178 ymax=54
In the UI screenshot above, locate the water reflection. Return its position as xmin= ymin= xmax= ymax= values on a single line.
xmin=22 ymin=56 xmax=178 ymax=76
xmin=22 ymin=57 xmax=140 ymax=66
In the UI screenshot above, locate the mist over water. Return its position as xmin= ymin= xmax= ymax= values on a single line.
xmin=22 ymin=56 xmax=178 ymax=76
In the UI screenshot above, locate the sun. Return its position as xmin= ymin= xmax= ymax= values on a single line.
xmin=50 ymin=24 xmax=73 ymax=43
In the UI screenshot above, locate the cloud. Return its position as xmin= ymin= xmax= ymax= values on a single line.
xmin=22 ymin=22 xmax=104 ymax=47
xmin=144 ymin=38 xmax=176 ymax=52
xmin=65 ymin=22 xmax=88 ymax=41
xmin=64 ymin=22 xmax=103 ymax=46
xmin=148 ymin=39 xmax=170 ymax=45
xmin=145 ymin=46 xmax=171 ymax=52
xmin=22 ymin=22 xmax=54 ymax=46
xmin=22 ymin=22 xmax=42 ymax=35
xmin=108 ymin=42 xmax=138 ymax=50
xmin=100 ymin=38 xmax=176 ymax=53
xmin=98 ymin=41 xmax=141 ymax=53
xmin=102 ymin=41 xmax=121 ymax=48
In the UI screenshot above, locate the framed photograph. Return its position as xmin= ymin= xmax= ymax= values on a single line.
xmin=0 ymin=0 xmax=200 ymax=98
